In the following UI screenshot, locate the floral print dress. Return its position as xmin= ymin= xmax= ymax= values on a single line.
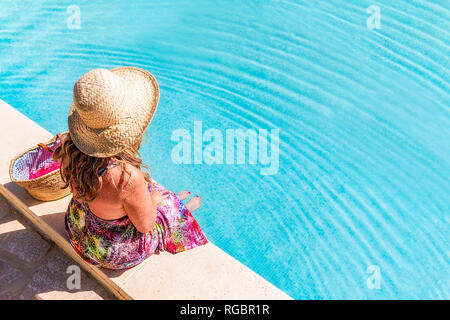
xmin=65 ymin=162 xmax=208 ymax=269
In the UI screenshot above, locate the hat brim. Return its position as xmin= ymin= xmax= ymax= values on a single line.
xmin=68 ymin=66 xmax=159 ymax=158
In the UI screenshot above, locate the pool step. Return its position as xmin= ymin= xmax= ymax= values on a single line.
xmin=0 ymin=99 xmax=291 ymax=300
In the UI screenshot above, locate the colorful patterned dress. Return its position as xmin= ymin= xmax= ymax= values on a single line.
xmin=65 ymin=161 xmax=208 ymax=269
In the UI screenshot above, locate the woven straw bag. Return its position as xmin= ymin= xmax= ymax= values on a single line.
xmin=9 ymin=132 xmax=72 ymax=201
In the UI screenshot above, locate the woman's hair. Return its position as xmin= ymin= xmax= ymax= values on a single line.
xmin=52 ymin=132 xmax=152 ymax=202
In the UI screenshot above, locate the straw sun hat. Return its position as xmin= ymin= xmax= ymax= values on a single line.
xmin=68 ymin=66 xmax=159 ymax=158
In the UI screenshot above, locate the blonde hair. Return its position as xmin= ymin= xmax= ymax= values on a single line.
xmin=52 ymin=132 xmax=152 ymax=202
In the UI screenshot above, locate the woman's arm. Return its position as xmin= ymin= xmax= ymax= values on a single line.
xmin=118 ymin=164 xmax=167 ymax=233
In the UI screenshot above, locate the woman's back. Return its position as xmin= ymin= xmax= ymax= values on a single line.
xmin=67 ymin=158 xmax=161 ymax=232
xmin=71 ymin=160 xmax=131 ymax=221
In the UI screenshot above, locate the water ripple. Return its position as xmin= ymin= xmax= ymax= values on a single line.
xmin=0 ymin=0 xmax=448 ymax=299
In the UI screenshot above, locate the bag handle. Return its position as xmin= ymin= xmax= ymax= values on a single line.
xmin=38 ymin=133 xmax=64 ymax=153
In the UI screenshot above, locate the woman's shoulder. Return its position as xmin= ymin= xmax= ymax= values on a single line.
xmin=103 ymin=162 xmax=147 ymax=199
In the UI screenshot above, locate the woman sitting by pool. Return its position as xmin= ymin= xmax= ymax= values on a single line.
xmin=52 ymin=67 xmax=208 ymax=269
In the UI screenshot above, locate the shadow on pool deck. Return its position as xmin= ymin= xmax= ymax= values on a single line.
xmin=3 ymin=182 xmax=41 ymax=207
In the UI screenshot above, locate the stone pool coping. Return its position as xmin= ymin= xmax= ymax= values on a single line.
xmin=0 ymin=99 xmax=291 ymax=300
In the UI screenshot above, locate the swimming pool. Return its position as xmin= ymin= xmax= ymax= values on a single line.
xmin=1 ymin=0 xmax=449 ymax=299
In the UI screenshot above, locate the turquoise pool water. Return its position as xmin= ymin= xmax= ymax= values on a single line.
xmin=1 ymin=1 xmax=449 ymax=299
